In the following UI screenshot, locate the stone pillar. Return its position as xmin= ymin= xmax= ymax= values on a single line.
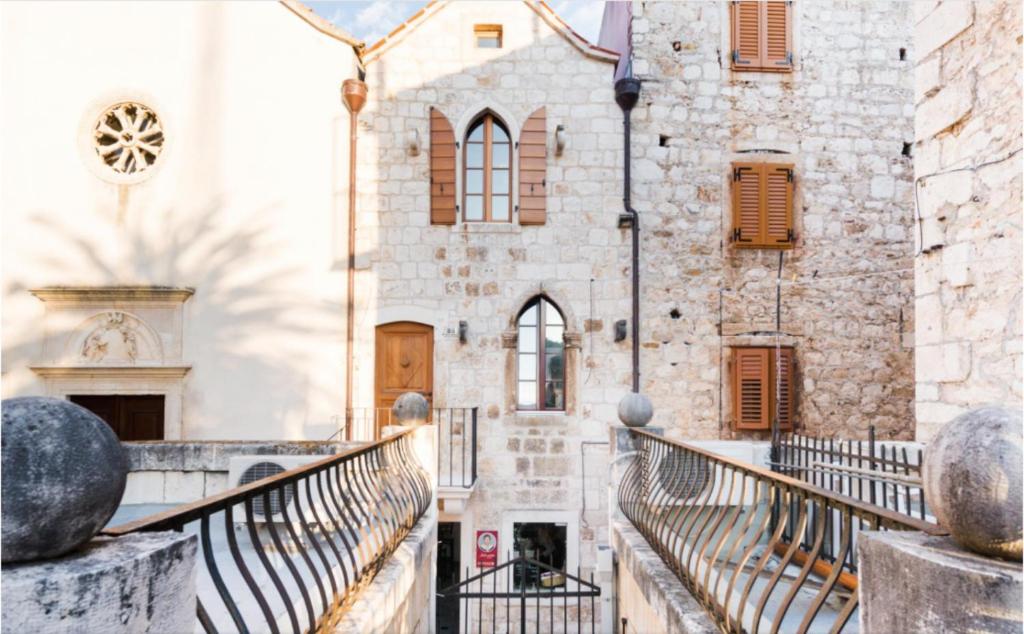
xmin=859 ymin=531 xmax=1023 ymax=633
xmin=1 ymin=532 xmax=197 ymax=633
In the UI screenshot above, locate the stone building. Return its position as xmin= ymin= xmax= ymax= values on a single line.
xmin=629 ymin=1 xmax=917 ymax=441
xmin=912 ymin=0 xmax=1023 ymax=441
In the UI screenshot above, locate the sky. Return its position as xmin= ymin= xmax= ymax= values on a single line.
xmin=305 ymin=0 xmax=607 ymax=46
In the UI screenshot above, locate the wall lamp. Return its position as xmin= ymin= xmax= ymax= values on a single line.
xmin=407 ymin=128 xmax=421 ymax=156
xmin=555 ymin=124 xmax=566 ymax=156
xmin=458 ymin=320 xmax=468 ymax=344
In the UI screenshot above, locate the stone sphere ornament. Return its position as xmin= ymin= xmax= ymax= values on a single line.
xmin=618 ymin=392 xmax=654 ymax=428
xmin=392 ymin=392 xmax=430 ymax=426
xmin=923 ymin=406 xmax=1023 ymax=561
xmin=1 ymin=397 xmax=128 ymax=563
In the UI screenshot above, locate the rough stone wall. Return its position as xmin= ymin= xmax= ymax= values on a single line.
xmin=631 ymin=1 xmax=916 ymax=440
xmin=912 ymin=1 xmax=1023 ymax=441
xmin=355 ymin=0 xmax=627 ymax=600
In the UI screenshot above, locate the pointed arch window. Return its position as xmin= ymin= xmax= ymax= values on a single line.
xmin=464 ymin=112 xmax=512 ymax=223
xmin=516 ymin=297 xmax=565 ymax=411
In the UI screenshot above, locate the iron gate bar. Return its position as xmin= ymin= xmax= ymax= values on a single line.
xmin=438 ymin=554 xmax=600 ymax=634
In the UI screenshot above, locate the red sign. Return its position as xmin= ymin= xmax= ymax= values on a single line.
xmin=475 ymin=530 xmax=498 ymax=568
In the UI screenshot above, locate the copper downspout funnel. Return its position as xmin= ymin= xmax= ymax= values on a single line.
xmin=342 ymin=79 xmax=367 ymax=440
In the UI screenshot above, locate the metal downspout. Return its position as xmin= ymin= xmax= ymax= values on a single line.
xmin=342 ymin=79 xmax=367 ymax=440
xmin=615 ymin=77 xmax=642 ymax=393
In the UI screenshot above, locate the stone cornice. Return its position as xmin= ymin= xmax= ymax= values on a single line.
xmin=30 ymin=366 xmax=192 ymax=378
xmin=30 ymin=286 xmax=195 ymax=304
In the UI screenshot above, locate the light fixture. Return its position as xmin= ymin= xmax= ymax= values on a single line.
xmin=555 ymin=124 xmax=566 ymax=156
xmin=407 ymin=128 xmax=420 ymax=156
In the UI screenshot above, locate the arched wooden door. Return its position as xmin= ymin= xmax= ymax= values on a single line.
xmin=374 ymin=322 xmax=434 ymax=434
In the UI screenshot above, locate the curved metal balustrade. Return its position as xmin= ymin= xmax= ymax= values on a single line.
xmin=618 ymin=429 xmax=946 ymax=634
xmin=104 ymin=428 xmax=431 ymax=634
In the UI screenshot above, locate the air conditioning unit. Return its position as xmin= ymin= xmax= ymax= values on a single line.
xmin=647 ymin=441 xmax=771 ymax=507
xmin=227 ymin=455 xmax=325 ymax=523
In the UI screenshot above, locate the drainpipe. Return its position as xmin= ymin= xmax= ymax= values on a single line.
xmin=615 ymin=77 xmax=641 ymax=392
xmin=342 ymin=78 xmax=367 ymax=440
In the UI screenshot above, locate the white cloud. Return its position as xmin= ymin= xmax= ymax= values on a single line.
xmin=354 ymin=1 xmax=423 ymax=42
xmin=550 ymin=0 xmax=606 ymax=43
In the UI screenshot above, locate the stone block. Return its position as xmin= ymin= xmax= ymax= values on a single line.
xmin=859 ymin=531 xmax=1022 ymax=633
xmin=1 ymin=532 xmax=197 ymax=633
xmin=917 ymin=342 xmax=971 ymax=383
xmin=916 ymin=1 xmax=974 ymax=58
xmin=163 ymin=471 xmax=206 ymax=504
xmin=916 ymin=84 xmax=973 ymax=141
xmin=121 ymin=471 xmax=165 ymax=505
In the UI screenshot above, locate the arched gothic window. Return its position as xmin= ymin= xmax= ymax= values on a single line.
xmin=516 ymin=297 xmax=565 ymax=411
xmin=464 ymin=112 xmax=512 ymax=222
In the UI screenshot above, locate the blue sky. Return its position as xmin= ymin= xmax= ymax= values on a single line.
xmin=305 ymin=1 xmax=606 ymax=45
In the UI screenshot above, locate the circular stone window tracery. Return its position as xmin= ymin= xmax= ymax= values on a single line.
xmin=93 ymin=102 xmax=164 ymax=177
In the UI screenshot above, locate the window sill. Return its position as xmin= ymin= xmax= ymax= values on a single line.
xmin=730 ymin=243 xmax=795 ymax=251
xmin=459 ymin=223 xmax=521 ymax=235
xmin=730 ymin=65 xmax=794 ymax=74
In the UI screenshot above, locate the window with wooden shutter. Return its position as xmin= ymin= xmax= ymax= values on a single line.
xmin=731 ymin=346 xmax=795 ymax=431
xmin=430 ymin=107 xmax=457 ymax=225
xmin=731 ymin=162 xmax=794 ymax=249
xmin=519 ymin=107 xmax=546 ymax=225
xmin=730 ymin=0 xmax=793 ymax=73
xmin=463 ymin=112 xmax=512 ymax=223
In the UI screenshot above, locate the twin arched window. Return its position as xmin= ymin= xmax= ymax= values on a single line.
xmin=464 ymin=113 xmax=512 ymax=222
xmin=516 ymin=297 xmax=565 ymax=411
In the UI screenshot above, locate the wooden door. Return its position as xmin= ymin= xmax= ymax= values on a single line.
xmin=69 ymin=394 xmax=165 ymax=441
xmin=375 ymin=322 xmax=433 ymax=434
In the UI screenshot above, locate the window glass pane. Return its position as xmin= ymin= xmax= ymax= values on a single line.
xmin=476 ymin=34 xmax=500 ymax=48
xmin=492 ymin=142 xmax=510 ymax=168
xmin=465 ymin=195 xmax=483 ymax=220
xmin=518 ymin=355 xmax=536 ymax=381
xmin=546 ymin=353 xmax=564 ymax=381
xmin=518 ymin=382 xmax=537 ymax=408
xmin=492 ymin=170 xmax=509 ymax=194
xmin=491 ymin=195 xmax=509 ymax=218
xmin=518 ymin=325 xmax=537 ymax=352
xmin=467 ymin=143 xmax=483 ymax=168
xmin=466 ymin=169 xmax=483 ymax=194
xmin=545 ymin=381 xmax=564 ymax=410
xmin=492 ymin=123 xmax=509 ymax=143
xmin=493 ymin=194 xmax=509 ymax=222
xmin=468 ymin=123 xmax=484 ymax=142
xmin=545 ymin=325 xmax=563 ymax=351
xmin=545 ymin=301 xmax=564 ymax=327
xmin=519 ymin=304 xmax=538 ymax=326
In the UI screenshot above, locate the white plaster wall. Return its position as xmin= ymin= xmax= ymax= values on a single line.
xmin=1 ymin=2 xmax=360 ymax=439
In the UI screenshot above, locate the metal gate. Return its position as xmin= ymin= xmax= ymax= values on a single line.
xmin=437 ymin=555 xmax=601 ymax=634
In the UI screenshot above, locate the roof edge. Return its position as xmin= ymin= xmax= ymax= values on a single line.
xmin=280 ymin=0 xmax=364 ymax=49
xmin=363 ymin=0 xmax=618 ymax=66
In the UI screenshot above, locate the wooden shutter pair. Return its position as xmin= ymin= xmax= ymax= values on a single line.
xmin=732 ymin=347 xmax=794 ymax=431
xmin=429 ymin=107 xmax=547 ymax=225
xmin=731 ymin=162 xmax=794 ymax=248
xmin=731 ymin=1 xmax=793 ymax=72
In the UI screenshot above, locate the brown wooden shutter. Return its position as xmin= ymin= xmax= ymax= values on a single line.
xmin=518 ymin=107 xmax=546 ymax=225
xmin=731 ymin=1 xmax=762 ymax=69
xmin=732 ymin=163 xmax=762 ymax=245
xmin=733 ymin=348 xmax=770 ymax=430
xmin=773 ymin=347 xmax=795 ymax=430
xmin=763 ymin=1 xmax=792 ymax=70
xmin=764 ymin=164 xmax=794 ymax=246
xmin=430 ymin=107 xmax=457 ymax=225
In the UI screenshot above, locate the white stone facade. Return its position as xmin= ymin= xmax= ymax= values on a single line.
xmin=912 ymin=0 xmax=1023 ymax=441
xmin=630 ymin=0 xmax=917 ymax=440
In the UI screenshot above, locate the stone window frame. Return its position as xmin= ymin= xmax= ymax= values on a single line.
xmin=514 ymin=296 xmax=566 ymax=412
xmin=453 ymin=103 xmax=522 ymax=226
xmin=462 ymin=111 xmax=514 ymax=223
xmin=78 ymin=91 xmax=171 ymax=186
xmin=503 ymin=289 xmax=580 ymax=417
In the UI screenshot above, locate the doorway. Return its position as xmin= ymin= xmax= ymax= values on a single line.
xmin=437 ymin=521 xmax=461 ymax=633
xmin=374 ymin=321 xmax=433 ymax=436
xmin=68 ymin=394 xmax=165 ymax=440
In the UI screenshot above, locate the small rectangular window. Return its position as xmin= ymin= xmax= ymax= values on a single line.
xmin=731 ymin=0 xmax=793 ymax=73
xmin=474 ymin=24 xmax=502 ymax=49
xmin=513 ymin=522 xmax=567 ymax=590
xmin=731 ymin=162 xmax=794 ymax=249
xmin=68 ymin=394 xmax=165 ymax=440
xmin=730 ymin=347 xmax=794 ymax=431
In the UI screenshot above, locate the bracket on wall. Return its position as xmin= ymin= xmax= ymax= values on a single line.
xmin=617 ymin=213 xmax=634 ymax=229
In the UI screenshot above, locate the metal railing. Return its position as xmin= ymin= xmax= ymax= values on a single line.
xmin=436 ymin=407 xmax=478 ymax=488
xmin=618 ymin=429 xmax=945 ymax=634
xmin=330 ymin=408 xmax=396 ymax=442
xmin=104 ymin=428 xmax=431 ymax=634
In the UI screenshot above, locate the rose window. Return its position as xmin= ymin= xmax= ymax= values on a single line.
xmin=93 ymin=103 xmax=164 ymax=175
